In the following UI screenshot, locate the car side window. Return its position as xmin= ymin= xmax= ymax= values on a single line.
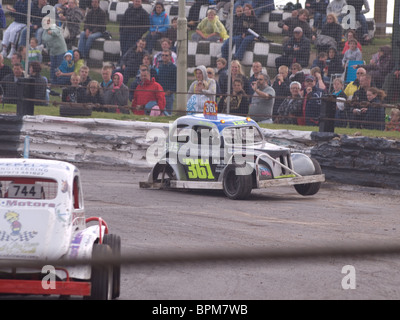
xmin=192 ymin=126 xmax=220 ymax=147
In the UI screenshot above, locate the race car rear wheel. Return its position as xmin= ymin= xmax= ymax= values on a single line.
xmin=294 ymin=158 xmax=322 ymax=196
xmin=223 ymin=165 xmax=252 ymax=200
xmin=88 ymin=243 xmax=113 ymax=300
xmin=152 ymin=163 xmax=176 ymax=188
xmin=103 ymin=234 xmax=121 ymax=299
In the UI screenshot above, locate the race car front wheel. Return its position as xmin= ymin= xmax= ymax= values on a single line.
xmin=223 ymin=165 xmax=252 ymax=200
xmin=294 ymin=158 xmax=322 ymax=196
xmin=103 ymin=234 xmax=121 ymax=299
xmin=152 ymin=163 xmax=176 ymax=188
xmin=88 ymin=243 xmax=113 ymax=300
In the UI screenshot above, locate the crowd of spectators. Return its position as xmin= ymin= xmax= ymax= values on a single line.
xmin=0 ymin=0 xmax=398 ymax=131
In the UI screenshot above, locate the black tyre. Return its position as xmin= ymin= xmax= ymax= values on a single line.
xmin=60 ymin=105 xmax=92 ymax=117
xmin=294 ymin=158 xmax=322 ymax=196
xmin=103 ymin=234 xmax=121 ymax=299
xmin=152 ymin=163 xmax=176 ymax=188
xmin=223 ymin=165 xmax=252 ymax=200
xmin=88 ymin=243 xmax=112 ymax=300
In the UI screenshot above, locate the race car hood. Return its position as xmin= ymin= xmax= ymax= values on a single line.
xmin=0 ymin=204 xmax=72 ymax=261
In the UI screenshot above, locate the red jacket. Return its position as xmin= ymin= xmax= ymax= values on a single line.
xmin=132 ymin=77 xmax=166 ymax=115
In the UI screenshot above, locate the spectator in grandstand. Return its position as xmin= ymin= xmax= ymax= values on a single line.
xmin=0 ymin=63 xmax=24 ymax=104
xmin=117 ymin=38 xmax=149 ymax=85
xmin=362 ymin=87 xmax=386 ymax=131
xmin=350 ymin=73 xmax=372 ymax=127
xmin=216 ymin=1 xmax=232 ymax=17
xmin=146 ymin=2 xmax=170 ymax=53
xmin=61 ymin=73 xmax=86 ymax=103
xmin=274 ymin=81 xmax=303 ymax=125
xmin=307 ymin=0 xmax=329 ymax=30
xmin=119 ymin=0 xmax=149 ymax=58
xmin=73 ymin=49 xmax=85 ymax=75
xmin=100 ymin=64 xmax=113 ymax=95
xmin=279 ymin=9 xmax=312 ymax=40
xmin=78 ymin=0 xmax=107 ymax=59
xmin=188 ymin=0 xmax=209 ymax=31
xmin=165 ymin=17 xmax=178 ymax=51
xmin=278 ymin=9 xmax=299 ymax=38
xmin=275 ymin=27 xmax=311 ymax=71
xmin=219 ymin=78 xmax=249 ymax=116
xmin=385 ymin=108 xmax=400 ymax=132
xmin=248 ymin=72 xmax=275 ymax=123
xmin=331 ymin=77 xmax=348 ymax=127
xmin=157 ymin=49 xmax=177 ymax=116
xmin=310 ymin=67 xmax=327 ymax=92
xmin=188 ymin=65 xmax=217 ymax=102
xmin=28 ymin=61 xmax=49 ymax=106
xmin=191 ymin=8 xmax=229 ymax=42
xmin=78 ymin=65 xmax=92 ymax=88
xmin=356 ymin=45 xmax=394 ymax=89
xmin=186 ymin=80 xmax=210 ymax=115
xmin=216 ymin=57 xmax=228 ymax=82
xmin=55 ymin=0 xmax=68 ymax=27
xmin=344 ymin=66 xmax=366 ymax=99
xmin=219 ymin=60 xmax=251 ymax=97
xmin=132 ymin=64 xmax=166 ymax=116
xmin=28 ymin=37 xmax=44 ymax=64
xmin=0 ymin=54 xmax=12 ymax=81
xmin=288 ymin=63 xmax=305 ymax=86
xmin=314 ymin=13 xmax=343 ymax=53
xmin=41 ymin=16 xmax=68 ymax=85
xmin=248 ymin=61 xmax=265 ymax=97
xmin=59 ymin=0 xmax=85 ymax=49
xmin=272 ymin=65 xmax=291 ymax=117
xmin=312 ymin=52 xmax=328 ymax=72
xmin=1 ymin=1 xmax=28 ymax=59
xmin=342 ymin=39 xmax=362 ymax=68
xmin=221 ymin=5 xmax=244 ymax=61
xmin=103 ymin=72 xmax=130 ymax=113
xmin=228 ymin=4 xmax=259 ymax=62
xmin=54 ymin=51 xmax=75 ymax=85
xmin=129 ymin=53 xmax=158 ymax=101
xmin=206 ymin=67 xmax=221 ymax=98
xmin=233 ymin=0 xmax=252 ymax=12
xmin=84 ymin=80 xmax=105 ymax=111
xmin=153 ymin=38 xmax=177 ymax=70
xmin=19 ymin=0 xmax=48 ymax=48
xmin=342 ymin=30 xmax=362 ymax=55
xmin=327 ymin=0 xmax=347 ymax=23
xmin=324 ymin=47 xmax=344 ymax=82
xmin=252 ymin=0 xmax=275 ymax=18
xmin=300 ymin=75 xmax=323 ymax=126
xmin=346 ymin=0 xmax=371 ymax=43
xmin=383 ymin=68 xmax=400 ymax=104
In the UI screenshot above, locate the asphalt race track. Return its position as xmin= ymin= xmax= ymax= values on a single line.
xmin=78 ymin=164 xmax=400 ymax=300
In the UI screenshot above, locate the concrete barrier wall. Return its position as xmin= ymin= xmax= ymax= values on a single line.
xmin=1 ymin=115 xmax=399 ymax=190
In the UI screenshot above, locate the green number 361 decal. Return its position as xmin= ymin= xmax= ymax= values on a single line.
xmin=183 ymin=158 xmax=215 ymax=180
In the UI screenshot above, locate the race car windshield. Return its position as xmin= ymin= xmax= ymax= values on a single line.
xmin=222 ymin=126 xmax=263 ymax=146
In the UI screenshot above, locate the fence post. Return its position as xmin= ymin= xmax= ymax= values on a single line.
xmin=319 ymin=95 xmax=336 ymax=133
xmin=16 ymin=78 xmax=35 ymax=116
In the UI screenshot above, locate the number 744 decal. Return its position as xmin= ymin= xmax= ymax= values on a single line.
xmin=182 ymin=158 xmax=215 ymax=180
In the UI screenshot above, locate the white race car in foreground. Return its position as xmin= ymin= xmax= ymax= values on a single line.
xmin=140 ymin=114 xmax=325 ymax=199
xmin=0 ymin=159 xmax=120 ymax=299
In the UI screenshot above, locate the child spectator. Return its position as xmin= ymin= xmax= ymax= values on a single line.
xmin=61 ymin=73 xmax=86 ymax=102
xmin=342 ymin=30 xmax=362 ymax=55
xmin=186 ymin=80 xmax=209 ymax=115
xmin=84 ymin=80 xmax=105 ymax=111
xmin=385 ymin=108 xmax=400 ymax=132
xmin=165 ymin=17 xmax=178 ymax=51
xmin=342 ymin=39 xmax=362 ymax=68
xmin=28 ymin=37 xmax=44 ymax=63
xmin=55 ymin=51 xmax=75 ymax=85
xmin=191 ymin=8 xmax=228 ymax=42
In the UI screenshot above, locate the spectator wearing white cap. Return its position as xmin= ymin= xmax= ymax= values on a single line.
xmin=275 ymin=26 xmax=311 ymax=71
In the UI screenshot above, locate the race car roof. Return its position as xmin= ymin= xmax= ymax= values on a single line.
xmin=175 ymin=113 xmax=260 ymax=132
